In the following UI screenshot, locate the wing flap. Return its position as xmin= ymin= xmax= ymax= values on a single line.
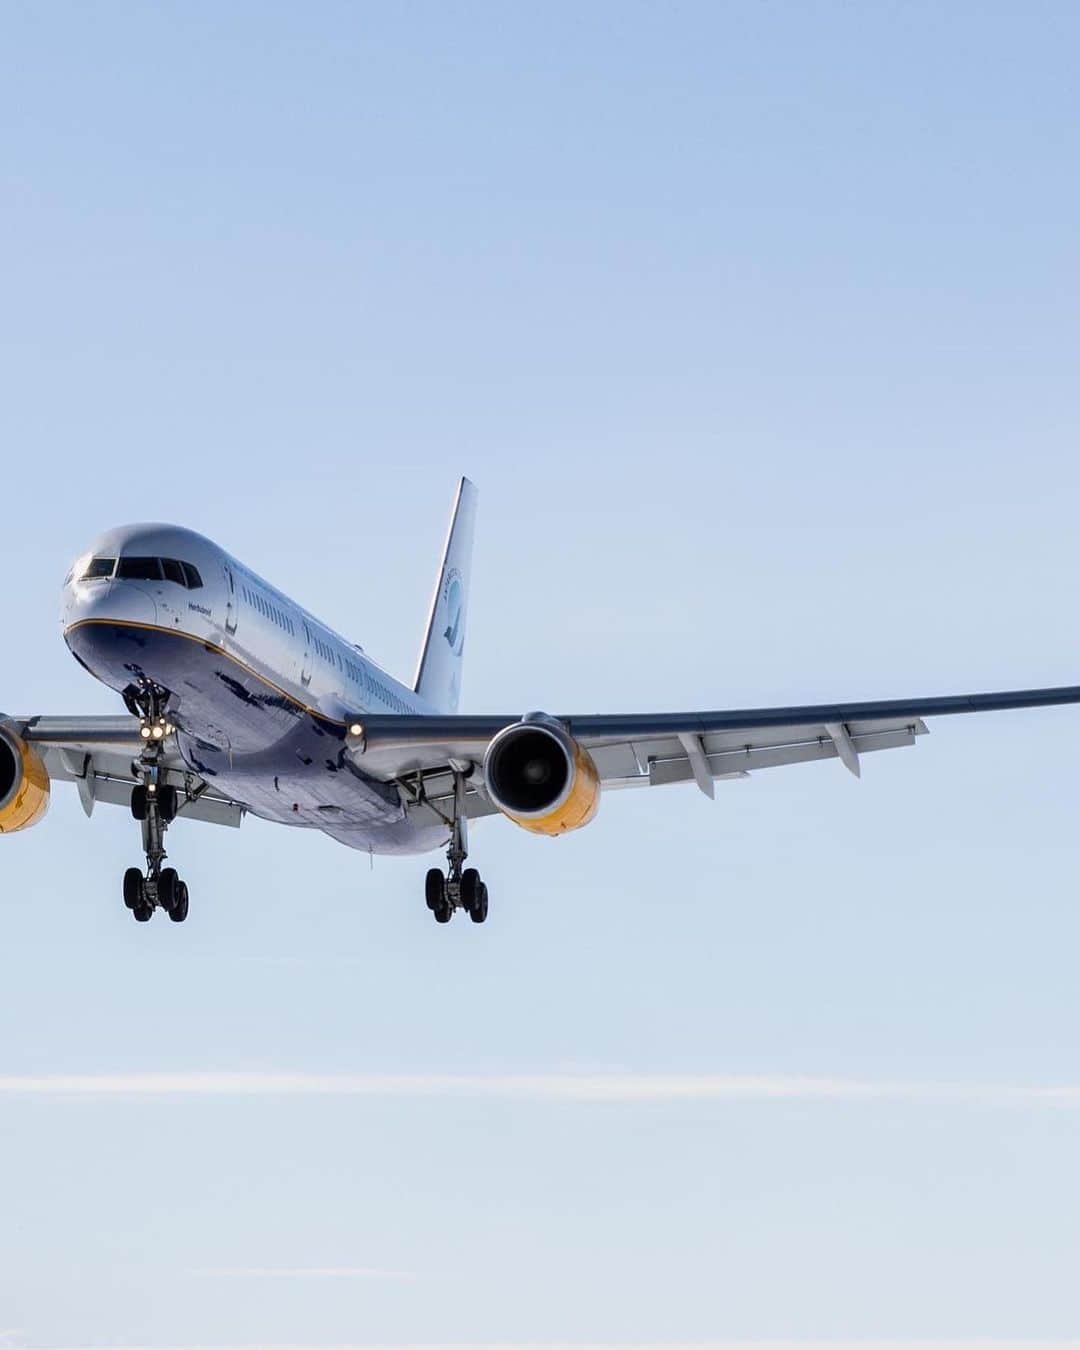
xmin=648 ymin=721 xmax=923 ymax=788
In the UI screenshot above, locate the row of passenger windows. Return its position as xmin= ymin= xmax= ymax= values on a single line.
xmin=242 ymin=585 xmax=295 ymax=635
xmin=366 ymin=675 xmax=410 ymax=713
xmin=305 ymin=633 xmax=410 ymax=713
xmin=78 ymin=556 xmax=204 ymax=588
xmin=311 ymin=633 xmax=335 ymax=663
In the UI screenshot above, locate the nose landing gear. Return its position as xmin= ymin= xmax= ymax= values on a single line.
xmin=424 ymin=771 xmax=489 ymax=925
xmin=122 ymin=684 xmax=191 ymax=925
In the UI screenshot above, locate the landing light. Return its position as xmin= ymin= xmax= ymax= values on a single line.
xmin=139 ymin=726 xmax=152 ymax=740
xmin=349 ymin=723 xmax=363 ymax=737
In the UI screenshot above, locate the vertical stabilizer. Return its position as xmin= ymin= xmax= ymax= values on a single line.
xmin=413 ymin=478 xmax=478 ymax=714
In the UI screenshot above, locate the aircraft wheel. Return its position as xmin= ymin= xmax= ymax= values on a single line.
xmin=433 ymin=902 xmax=453 ymax=924
xmin=158 ymin=867 xmax=180 ymax=915
xmin=123 ymin=867 xmax=144 ymax=910
xmin=460 ymin=868 xmax=482 ymax=919
xmin=168 ymin=881 xmax=189 ymax=923
xmin=157 ymin=785 xmax=179 ymax=823
xmin=469 ymin=881 xmax=489 ymax=925
xmin=130 ymin=786 xmax=148 ymax=821
xmin=132 ymin=904 xmax=153 ymax=922
xmin=425 ymin=868 xmax=446 ymax=912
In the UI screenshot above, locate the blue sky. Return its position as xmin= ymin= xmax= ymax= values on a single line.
xmin=3 ymin=1 xmax=1080 ymax=1345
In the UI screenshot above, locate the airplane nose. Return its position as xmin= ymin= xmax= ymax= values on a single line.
xmin=62 ymin=579 xmax=158 ymax=632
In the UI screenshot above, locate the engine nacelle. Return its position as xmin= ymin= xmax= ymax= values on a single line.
xmin=0 ymin=722 xmax=50 ymax=834
xmin=483 ymin=714 xmax=600 ymax=836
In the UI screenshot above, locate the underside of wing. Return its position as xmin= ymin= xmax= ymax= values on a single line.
xmin=583 ymin=715 xmax=925 ymax=793
xmin=345 ymin=681 xmax=1080 ymax=815
xmin=11 ymin=715 xmax=243 ymax=827
xmin=363 ymin=712 xmax=925 ymax=820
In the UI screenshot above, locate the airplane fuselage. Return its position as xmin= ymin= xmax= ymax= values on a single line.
xmin=61 ymin=524 xmax=448 ymax=856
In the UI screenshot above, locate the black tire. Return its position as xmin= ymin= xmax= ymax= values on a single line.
xmin=460 ymin=868 xmax=481 ymax=917
xmin=123 ymin=867 xmax=144 ymax=910
xmin=469 ymin=881 xmax=489 ymax=925
xmin=130 ymin=786 xmax=148 ymax=821
xmin=433 ymin=903 xmax=452 ymax=924
xmin=168 ymin=881 xmax=189 ymax=923
xmin=158 ymin=867 xmax=180 ymax=914
xmin=157 ymin=785 xmax=179 ymax=823
xmin=133 ymin=904 xmax=153 ymax=922
xmin=425 ymin=868 xmax=446 ymax=911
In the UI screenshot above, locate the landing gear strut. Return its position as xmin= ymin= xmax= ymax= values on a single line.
xmin=122 ymin=683 xmax=190 ymax=924
xmin=424 ymin=770 xmax=488 ymax=924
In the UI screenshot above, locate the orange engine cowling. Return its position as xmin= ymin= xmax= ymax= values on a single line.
xmin=483 ymin=714 xmax=600 ymax=836
xmin=0 ymin=722 xmax=50 ymax=834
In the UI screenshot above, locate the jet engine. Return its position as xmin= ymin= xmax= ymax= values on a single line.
xmin=0 ymin=722 xmax=50 ymax=833
xmin=483 ymin=714 xmax=600 ymax=836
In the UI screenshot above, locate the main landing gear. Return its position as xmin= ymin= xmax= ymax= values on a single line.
xmin=424 ymin=770 xmax=489 ymax=925
xmin=122 ymin=683 xmax=190 ymax=925
xmin=425 ymin=865 xmax=488 ymax=925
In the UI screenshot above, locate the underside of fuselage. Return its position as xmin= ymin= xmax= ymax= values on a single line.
xmin=64 ymin=619 xmax=449 ymax=856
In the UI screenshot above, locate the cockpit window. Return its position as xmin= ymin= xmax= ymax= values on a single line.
xmin=116 ymin=557 xmax=164 ymax=581
xmin=106 ymin=555 xmax=204 ymax=588
xmin=80 ymin=557 xmax=116 ymax=580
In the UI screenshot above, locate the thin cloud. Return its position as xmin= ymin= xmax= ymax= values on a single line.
xmin=192 ymin=1266 xmax=415 ymax=1281
xmin=2 ymin=1070 xmax=1080 ymax=1106
xmin=43 ymin=1340 xmax=1080 ymax=1350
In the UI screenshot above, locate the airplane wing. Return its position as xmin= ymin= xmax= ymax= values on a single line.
xmin=13 ymin=716 xmax=244 ymax=827
xmin=349 ymin=682 xmax=1080 ymax=815
xmin=17 ymin=681 xmax=1080 ymax=832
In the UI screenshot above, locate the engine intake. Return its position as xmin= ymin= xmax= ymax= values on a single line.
xmin=483 ymin=714 xmax=600 ymax=836
xmin=0 ymin=722 xmax=50 ymax=834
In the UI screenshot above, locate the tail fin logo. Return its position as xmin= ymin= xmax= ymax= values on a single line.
xmin=442 ymin=572 xmax=465 ymax=657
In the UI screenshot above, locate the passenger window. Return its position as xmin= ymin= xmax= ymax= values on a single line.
xmin=81 ymin=557 xmax=116 ymax=580
xmin=181 ymin=563 xmax=203 ymax=589
xmin=162 ymin=559 xmax=186 ymax=586
xmin=116 ymin=557 xmax=163 ymax=581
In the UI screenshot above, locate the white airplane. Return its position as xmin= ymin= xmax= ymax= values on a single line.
xmin=2 ymin=477 xmax=1078 ymax=925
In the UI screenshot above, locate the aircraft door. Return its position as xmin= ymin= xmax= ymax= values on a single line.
xmin=224 ymin=565 xmax=238 ymax=634
xmin=301 ymin=623 xmax=313 ymax=686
